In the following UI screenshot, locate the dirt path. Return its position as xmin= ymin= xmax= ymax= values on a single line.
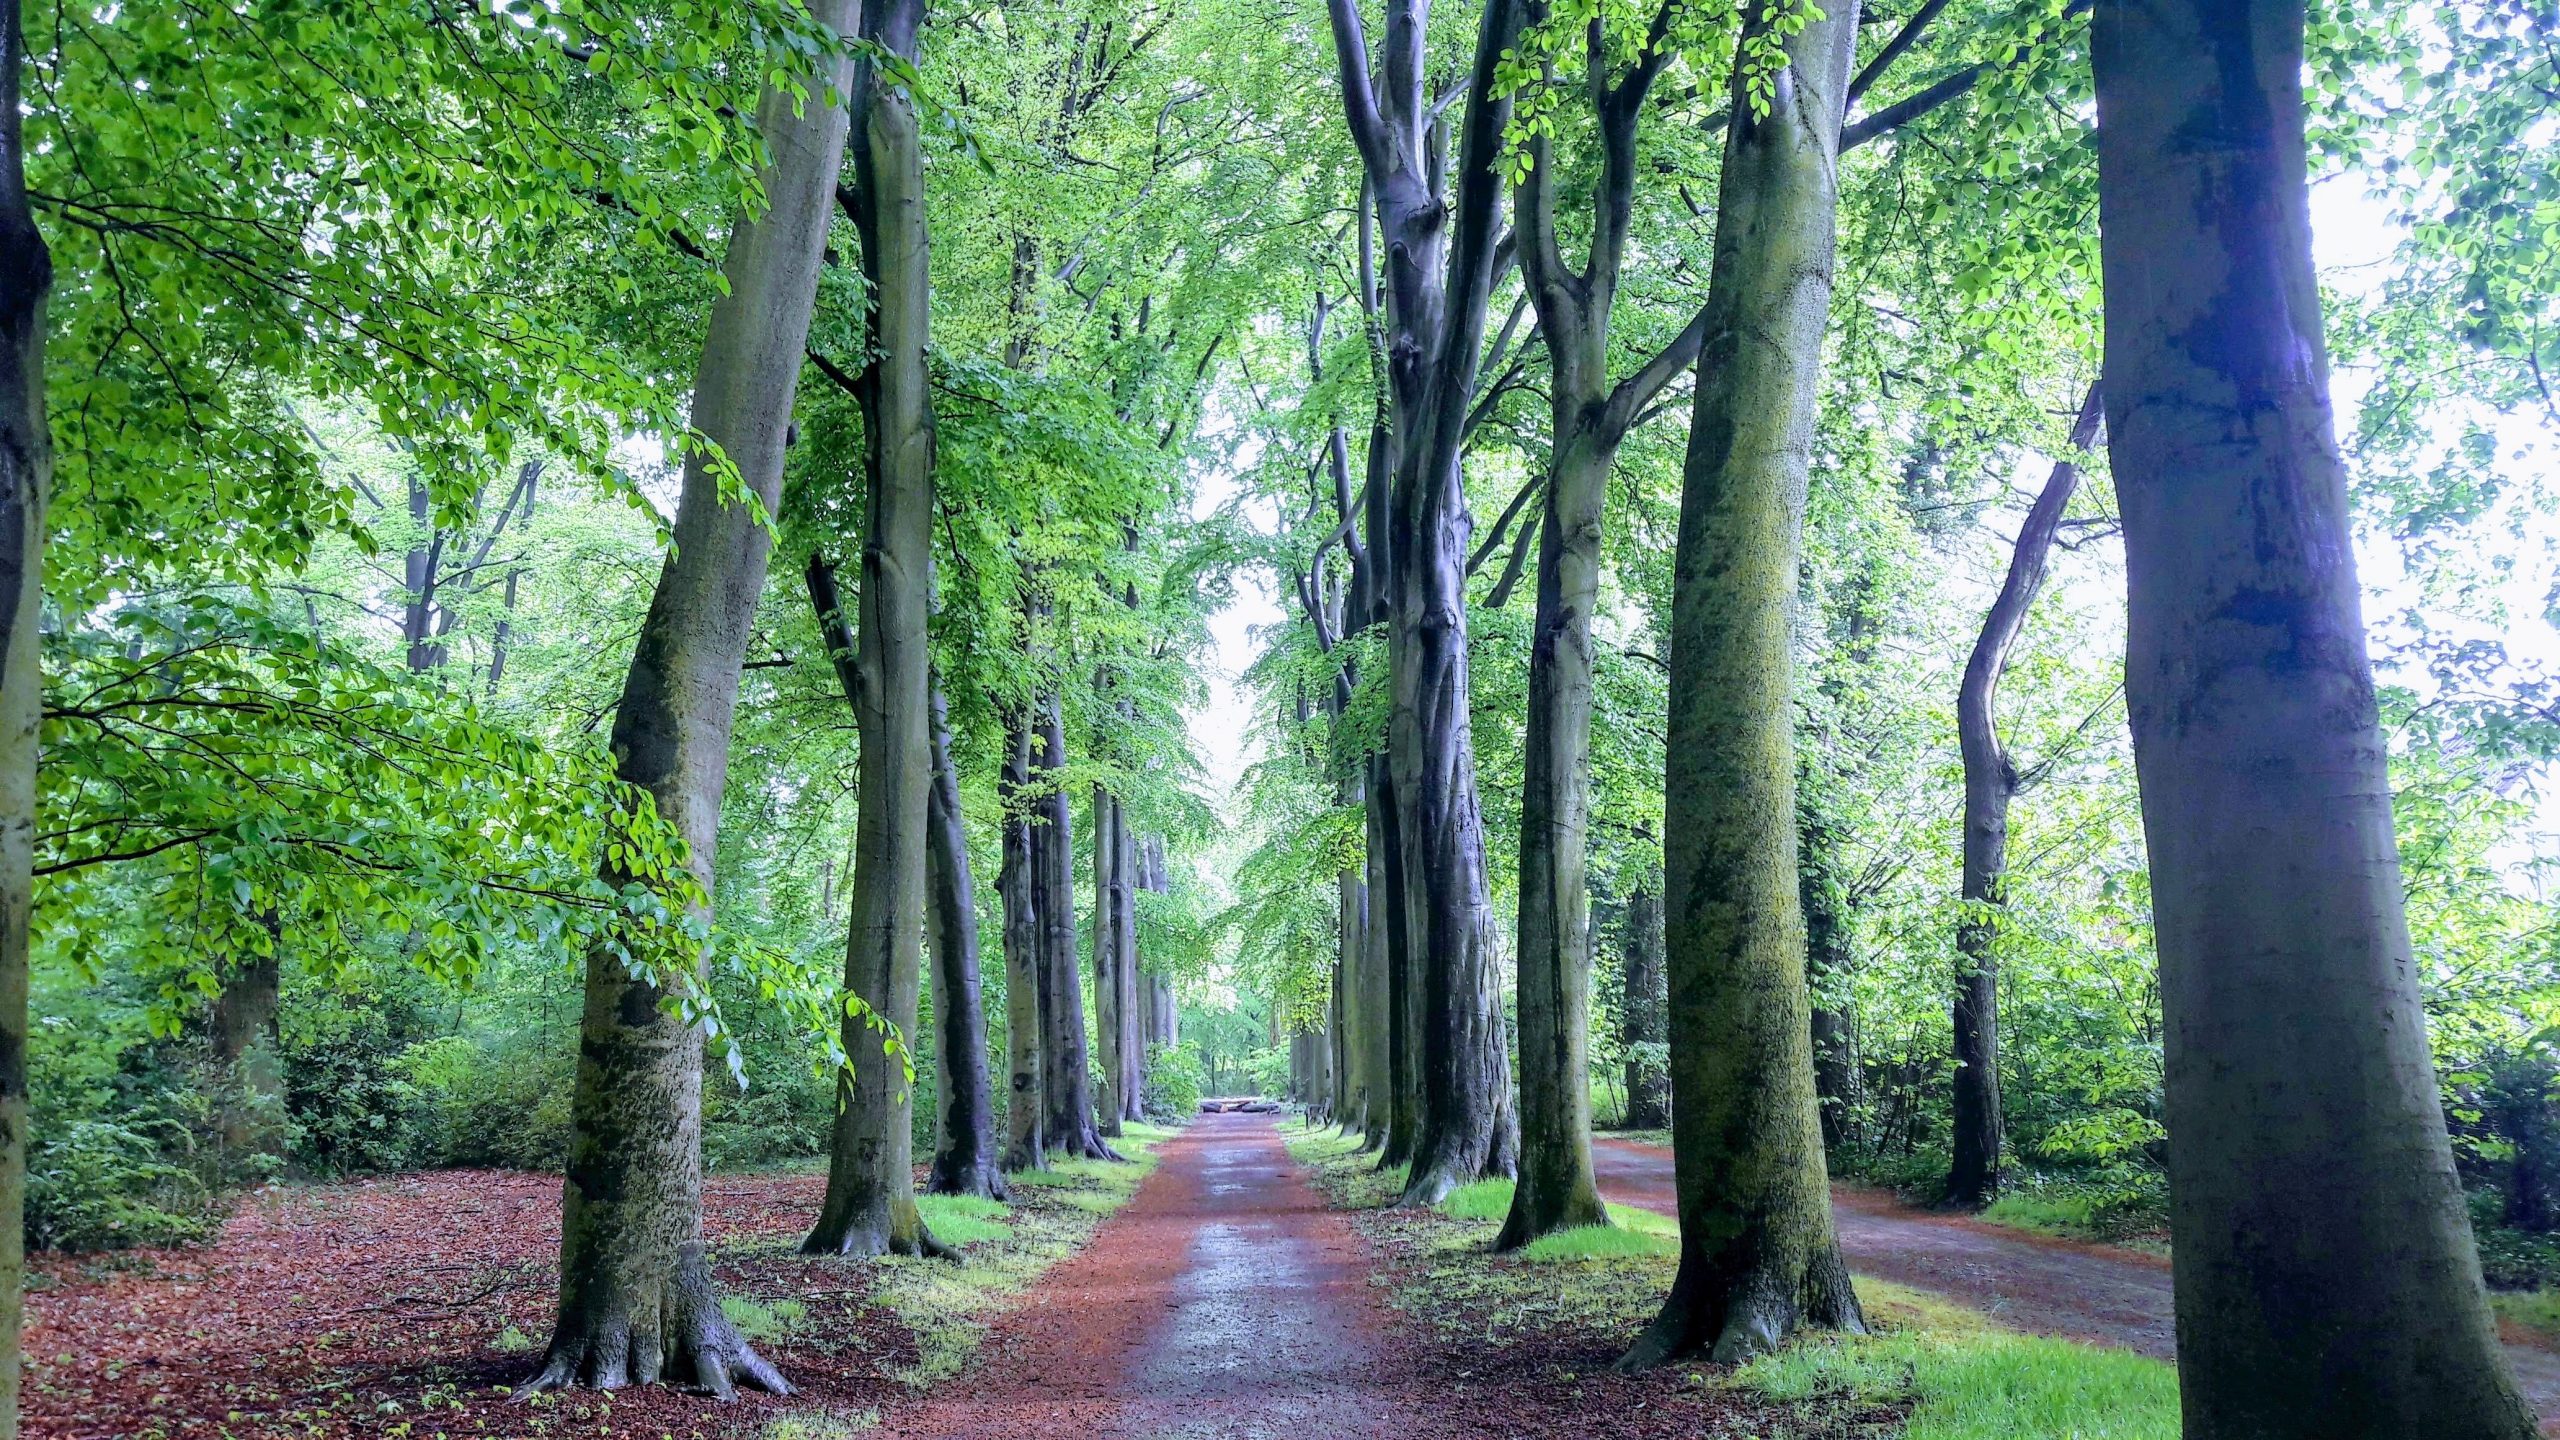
xmin=888 ymin=1113 xmax=1408 ymax=1440
xmin=1593 ymin=1135 xmax=2560 ymax=1419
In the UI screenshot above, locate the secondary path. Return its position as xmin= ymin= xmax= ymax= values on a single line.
xmin=889 ymin=1113 xmax=1408 ymax=1440
xmin=1592 ymin=1135 xmax=2560 ymax=1419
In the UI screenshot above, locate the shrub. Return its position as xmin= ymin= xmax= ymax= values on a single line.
xmin=1144 ymin=1042 xmax=1201 ymax=1118
xmin=26 ymin=1118 xmax=218 ymax=1252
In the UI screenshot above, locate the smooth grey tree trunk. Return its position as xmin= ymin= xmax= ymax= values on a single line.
xmin=1623 ymin=0 xmax=1866 ymax=1369
xmin=1946 ymin=384 xmax=2101 ymax=1208
xmin=1091 ymin=785 xmax=1126 ymax=1136
xmin=2092 ymin=3 xmax=2535 ymax=1434
xmin=0 ymin=6 xmax=47 ymax=1421
xmin=998 ymin=718 xmax=1046 ymax=1171
xmin=924 ymin=680 xmax=1004 ymax=1199
xmin=530 ymin=4 xmax=858 ymax=1391
xmin=1034 ymin=699 xmax=1114 ymax=1158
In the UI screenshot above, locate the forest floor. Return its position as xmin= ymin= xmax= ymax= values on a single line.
xmin=1591 ymin=1134 xmax=2560 ymax=1421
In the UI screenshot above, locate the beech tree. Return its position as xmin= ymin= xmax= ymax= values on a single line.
xmin=1625 ymin=0 xmax=1866 ymax=1369
xmin=527 ymin=8 xmax=860 ymax=1392
xmin=2093 ymin=0 xmax=2536 ymax=1433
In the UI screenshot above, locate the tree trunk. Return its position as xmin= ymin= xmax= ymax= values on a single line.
xmin=210 ymin=932 xmax=283 ymax=1158
xmin=0 ymin=29 xmax=48 ymax=1411
xmin=528 ymin=7 xmax=855 ymax=1393
xmin=923 ymin=681 xmax=1004 ymax=1200
xmin=1335 ymin=839 xmax=1368 ymax=1132
xmin=804 ymin=0 xmax=941 ymax=1256
xmin=1091 ymin=785 xmax=1126 ymax=1136
xmin=999 ymin=718 xmax=1046 ymax=1172
xmin=1624 ymin=0 xmax=1866 ymax=1369
xmin=1502 ymin=434 xmax=1614 ymax=1247
xmin=1034 ymin=699 xmax=1114 ymax=1159
xmin=1796 ymin=806 xmax=1861 ymax=1153
xmin=1113 ymin=801 xmax=1142 ymax=1121
xmin=1368 ymin=757 xmax=1412 ymax=1164
xmin=2092 ymin=3 xmax=2534 ymax=1434
xmin=1620 ymin=884 xmax=1669 ymax=1131
xmin=1946 ymin=384 xmax=2101 ymax=1209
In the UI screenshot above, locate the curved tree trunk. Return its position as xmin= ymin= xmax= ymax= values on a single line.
xmin=1623 ymin=0 xmax=1865 ymax=1370
xmin=1946 ymin=384 xmax=2101 ymax=1209
xmin=999 ymin=718 xmax=1046 ymax=1172
xmin=528 ymin=11 xmax=855 ymax=1393
xmin=1620 ymin=883 xmax=1669 ymax=1132
xmin=2093 ymin=3 xmax=2534 ymax=1434
xmin=924 ymin=680 xmax=1004 ymax=1200
xmin=0 ymin=6 xmax=49 ymax=1420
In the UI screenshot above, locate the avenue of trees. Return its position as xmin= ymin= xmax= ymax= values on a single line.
xmin=3 ymin=1 xmax=2558 ymax=1439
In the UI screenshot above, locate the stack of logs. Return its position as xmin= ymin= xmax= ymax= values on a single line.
xmin=1198 ymin=1097 xmax=1281 ymax=1114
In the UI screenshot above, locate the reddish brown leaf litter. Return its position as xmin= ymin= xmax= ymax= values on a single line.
xmin=23 ymin=1168 xmax=914 ymax=1439
xmin=1591 ymin=1135 xmax=2560 ymax=1421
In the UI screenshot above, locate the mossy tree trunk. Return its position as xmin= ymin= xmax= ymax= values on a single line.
xmin=924 ymin=680 xmax=1004 ymax=1200
xmin=0 ymin=6 xmax=47 ymax=1424
xmin=1623 ymin=0 xmax=1865 ymax=1370
xmin=1945 ymin=384 xmax=2101 ymax=1209
xmin=527 ymin=10 xmax=855 ymax=1393
xmin=2092 ymin=3 xmax=2535 ymax=1434
xmin=999 ymin=717 xmax=1046 ymax=1172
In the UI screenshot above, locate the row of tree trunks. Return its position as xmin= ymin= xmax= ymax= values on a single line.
xmin=1091 ymin=785 xmax=1145 ymax=1128
xmin=526 ymin=0 xmax=861 ymax=1392
xmin=1033 ymin=697 xmax=1115 ymax=1160
xmin=2092 ymin=1 xmax=2533 ymax=1434
xmin=1323 ymin=0 xmax=1520 ymax=1207
xmin=1618 ymin=883 xmax=1668 ymax=1132
xmin=1624 ymin=0 xmax=1866 ymax=1368
xmin=999 ymin=721 xmax=1046 ymax=1171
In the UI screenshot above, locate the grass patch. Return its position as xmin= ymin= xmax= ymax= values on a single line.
xmin=867 ymin=1130 xmax=1165 ymax=1389
xmin=1738 ymin=1329 xmax=2178 ymax=1440
xmin=1978 ymin=1192 xmax=2106 ymax=1239
xmin=915 ymin=1193 xmax=1013 ymax=1247
xmin=1435 ymin=1178 xmax=1514 ymax=1222
xmin=759 ymin=1408 xmax=881 ymax=1439
xmin=2492 ymin=1286 xmax=2560 ymax=1346
xmin=718 ymin=1294 xmax=809 ymax=1343
xmin=1515 ymin=1206 xmax=1680 ymax=1263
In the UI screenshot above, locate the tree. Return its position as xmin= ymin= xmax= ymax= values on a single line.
xmin=526 ymin=9 xmax=859 ymax=1393
xmin=925 ymin=679 xmax=1005 ymax=1199
xmin=0 ymin=0 xmax=47 ymax=1427
xmin=1946 ymin=382 xmax=2101 ymax=1208
xmin=1496 ymin=0 xmax=1712 ymax=1251
xmin=1620 ymin=879 xmax=1668 ymax=1131
xmin=999 ymin=717 xmax=1048 ymax=1171
xmin=1624 ymin=0 xmax=1866 ymax=1369
xmin=1323 ymin=0 xmax=1526 ymax=1207
xmin=805 ymin=0 xmax=946 ymax=1261
xmin=2091 ymin=1 xmax=2536 ymax=1434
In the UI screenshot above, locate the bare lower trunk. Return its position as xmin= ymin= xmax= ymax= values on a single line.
xmin=925 ymin=683 xmax=1003 ymax=1200
xmin=1502 ymin=438 xmax=1613 ymax=1247
xmin=1092 ymin=786 xmax=1125 ymax=1135
xmin=1624 ymin=0 xmax=1864 ymax=1370
xmin=2093 ymin=3 xmax=2533 ymax=1434
xmin=999 ymin=720 xmax=1046 ymax=1172
xmin=1034 ymin=701 xmax=1114 ymax=1159
xmin=1368 ymin=758 xmax=1413 ymax=1165
xmin=0 ymin=12 xmax=49 ymax=1421
xmin=210 ymin=936 xmax=283 ymax=1157
xmin=531 ymin=10 xmax=855 ymax=1393
xmin=1620 ymin=884 xmax=1669 ymax=1132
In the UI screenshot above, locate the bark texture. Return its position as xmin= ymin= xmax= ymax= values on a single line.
xmin=922 ymin=681 xmax=1003 ymax=1200
xmin=0 ymin=3 xmax=46 ymax=1421
xmin=1034 ymin=700 xmax=1115 ymax=1159
xmin=2092 ymin=3 xmax=2535 ymax=1434
xmin=1624 ymin=0 xmax=1865 ymax=1369
xmin=1619 ymin=884 xmax=1669 ymax=1132
xmin=530 ymin=12 xmax=856 ymax=1392
xmin=998 ymin=719 xmax=1046 ymax=1171
xmin=1945 ymin=384 xmax=2101 ymax=1209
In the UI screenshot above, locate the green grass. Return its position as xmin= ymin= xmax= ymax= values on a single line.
xmin=717 ymin=1294 xmax=809 ymax=1343
xmin=1435 ymin=1177 xmax=1515 ymax=1221
xmin=758 ymin=1408 xmax=881 ymax=1439
xmin=2492 ymin=1286 xmax=2560 ymax=1346
xmin=1515 ymin=1205 xmax=1680 ymax=1263
xmin=1739 ymin=1329 xmax=2179 ymax=1440
xmin=915 ymin=1192 xmax=1014 ymax=1247
xmin=1978 ymin=1192 xmax=2106 ymax=1239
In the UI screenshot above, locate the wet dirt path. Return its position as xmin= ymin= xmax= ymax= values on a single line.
xmin=887 ymin=1113 xmax=1407 ymax=1440
xmin=1592 ymin=1135 xmax=2560 ymax=1419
